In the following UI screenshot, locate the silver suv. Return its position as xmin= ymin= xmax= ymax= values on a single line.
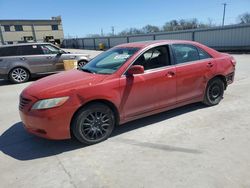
xmin=0 ymin=43 xmax=90 ymax=83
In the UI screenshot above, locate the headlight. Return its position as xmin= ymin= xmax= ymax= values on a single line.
xmin=32 ymin=97 xmax=69 ymax=110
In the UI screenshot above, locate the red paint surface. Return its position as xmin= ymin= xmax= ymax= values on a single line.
xmin=19 ymin=40 xmax=235 ymax=140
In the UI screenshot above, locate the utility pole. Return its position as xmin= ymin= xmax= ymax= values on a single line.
xmin=101 ymin=28 xmax=104 ymax=36
xmin=111 ymin=26 xmax=115 ymax=36
xmin=222 ymin=3 xmax=227 ymax=26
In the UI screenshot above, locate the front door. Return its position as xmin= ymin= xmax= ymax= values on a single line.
xmin=120 ymin=45 xmax=176 ymax=119
xmin=39 ymin=44 xmax=65 ymax=72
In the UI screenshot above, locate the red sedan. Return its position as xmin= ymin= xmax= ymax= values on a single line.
xmin=19 ymin=40 xmax=236 ymax=144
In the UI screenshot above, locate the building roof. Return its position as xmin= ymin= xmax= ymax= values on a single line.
xmin=0 ymin=17 xmax=61 ymax=25
xmin=0 ymin=42 xmax=52 ymax=48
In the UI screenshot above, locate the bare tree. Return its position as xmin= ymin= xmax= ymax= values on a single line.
xmin=238 ymin=12 xmax=250 ymax=24
xmin=119 ymin=28 xmax=144 ymax=36
xmin=142 ymin=25 xmax=160 ymax=33
xmin=162 ymin=19 xmax=179 ymax=31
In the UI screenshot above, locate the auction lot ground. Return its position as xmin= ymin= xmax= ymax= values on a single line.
xmin=0 ymin=52 xmax=250 ymax=188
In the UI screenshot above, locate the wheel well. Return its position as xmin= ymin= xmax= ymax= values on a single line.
xmin=70 ymin=99 xmax=120 ymax=134
xmin=8 ymin=66 xmax=31 ymax=78
xmin=210 ymin=75 xmax=227 ymax=90
xmin=78 ymin=59 xmax=88 ymax=63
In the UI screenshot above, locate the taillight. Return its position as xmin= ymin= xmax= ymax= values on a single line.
xmin=230 ymin=58 xmax=236 ymax=67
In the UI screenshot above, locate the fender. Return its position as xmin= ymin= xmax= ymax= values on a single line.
xmin=7 ymin=61 xmax=31 ymax=74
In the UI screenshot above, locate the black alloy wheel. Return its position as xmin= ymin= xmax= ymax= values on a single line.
xmin=72 ymin=103 xmax=115 ymax=144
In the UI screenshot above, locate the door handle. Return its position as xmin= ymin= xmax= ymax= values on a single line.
xmin=166 ymin=71 xmax=175 ymax=78
xmin=47 ymin=56 xmax=53 ymax=59
xmin=207 ymin=62 xmax=214 ymax=68
xmin=20 ymin=57 xmax=26 ymax=61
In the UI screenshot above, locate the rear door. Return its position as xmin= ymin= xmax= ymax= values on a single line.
xmin=171 ymin=44 xmax=214 ymax=103
xmin=17 ymin=45 xmax=51 ymax=73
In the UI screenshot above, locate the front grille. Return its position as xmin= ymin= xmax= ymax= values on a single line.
xmin=19 ymin=96 xmax=32 ymax=110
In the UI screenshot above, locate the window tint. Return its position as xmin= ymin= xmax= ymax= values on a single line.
xmin=51 ymin=25 xmax=58 ymax=30
xmin=172 ymin=44 xmax=212 ymax=64
xmin=40 ymin=45 xmax=60 ymax=54
xmin=197 ymin=47 xmax=211 ymax=60
xmin=14 ymin=25 xmax=23 ymax=31
xmin=172 ymin=44 xmax=200 ymax=64
xmin=4 ymin=25 xmax=10 ymax=32
xmin=0 ymin=47 xmax=19 ymax=56
xmin=134 ymin=46 xmax=170 ymax=70
xmin=18 ymin=45 xmax=43 ymax=55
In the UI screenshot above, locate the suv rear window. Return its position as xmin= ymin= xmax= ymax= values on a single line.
xmin=0 ymin=47 xmax=19 ymax=57
xmin=0 ymin=45 xmax=44 ymax=57
xmin=18 ymin=45 xmax=43 ymax=55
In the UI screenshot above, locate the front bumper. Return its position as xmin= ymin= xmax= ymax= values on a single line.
xmin=19 ymin=93 xmax=78 ymax=140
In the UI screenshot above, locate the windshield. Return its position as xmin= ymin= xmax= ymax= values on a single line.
xmin=81 ymin=47 xmax=139 ymax=74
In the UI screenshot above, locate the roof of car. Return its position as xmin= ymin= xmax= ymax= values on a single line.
xmin=0 ymin=42 xmax=52 ymax=48
xmin=116 ymin=40 xmax=199 ymax=48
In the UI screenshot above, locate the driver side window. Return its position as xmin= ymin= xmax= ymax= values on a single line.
xmin=40 ymin=45 xmax=60 ymax=54
xmin=134 ymin=46 xmax=170 ymax=70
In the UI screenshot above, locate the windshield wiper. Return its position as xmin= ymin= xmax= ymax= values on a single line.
xmin=81 ymin=68 xmax=95 ymax=74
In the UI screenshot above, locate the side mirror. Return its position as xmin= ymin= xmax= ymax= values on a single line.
xmin=58 ymin=49 xmax=65 ymax=54
xmin=127 ymin=65 xmax=144 ymax=75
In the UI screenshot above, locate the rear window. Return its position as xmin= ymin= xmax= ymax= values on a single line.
xmin=0 ymin=45 xmax=44 ymax=57
xmin=18 ymin=45 xmax=43 ymax=55
xmin=0 ymin=47 xmax=19 ymax=57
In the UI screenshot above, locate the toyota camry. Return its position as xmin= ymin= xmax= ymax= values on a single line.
xmin=19 ymin=40 xmax=236 ymax=144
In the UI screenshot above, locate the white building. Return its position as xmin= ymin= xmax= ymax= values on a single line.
xmin=0 ymin=16 xmax=64 ymax=45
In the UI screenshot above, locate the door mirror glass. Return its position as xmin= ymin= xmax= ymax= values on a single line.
xmin=58 ymin=49 xmax=65 ymax=54
xmin=127 ymin=65 xmax=144 ymax=75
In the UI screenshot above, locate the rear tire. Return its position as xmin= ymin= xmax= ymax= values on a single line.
xmin=203 ymin=78 xmax=224 ymax=106
xmin=71 ymin=103 xmax=115 ymax=145
xmin=9 ymin=67 xmax=30 ymax=84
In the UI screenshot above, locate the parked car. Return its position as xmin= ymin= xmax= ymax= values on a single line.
xmin=0 ymin=43 xmax=90 ymax=83
xmin=19 ymin=40 xmax=236 ymax=144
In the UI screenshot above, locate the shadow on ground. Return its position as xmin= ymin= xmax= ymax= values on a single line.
xmin=0 ymin=103 xmax=205 ymax=161
xmin=0 ymin=79 xmax=12 ymax=86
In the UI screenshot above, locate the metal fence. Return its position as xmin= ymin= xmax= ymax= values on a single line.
xmin=62 ymin=23 xmax=250 ymax=51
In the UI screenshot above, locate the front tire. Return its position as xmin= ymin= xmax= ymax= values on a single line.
xmin=203 ymin=78 xmax=225 ymax=106
xmin=9 ymin=67 xmax=30 ymax=84
xmin=72 ymin=103 xmax=115 ymax=144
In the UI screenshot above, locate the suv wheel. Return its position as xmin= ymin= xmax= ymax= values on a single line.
xmin=78 ymin=60 xmax=88 ymax=68
xmin=72 ymin=103 xmax=115 ymax=145
xmin=9 ymin=67 xmax=30 ymax=84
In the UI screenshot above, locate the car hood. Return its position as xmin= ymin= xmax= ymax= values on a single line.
xmin=22 ymin=70 xmax=108 ymax=99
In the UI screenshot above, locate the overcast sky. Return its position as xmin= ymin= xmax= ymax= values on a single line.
xmin=0 ymin=0 xmax=249 ymax=37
